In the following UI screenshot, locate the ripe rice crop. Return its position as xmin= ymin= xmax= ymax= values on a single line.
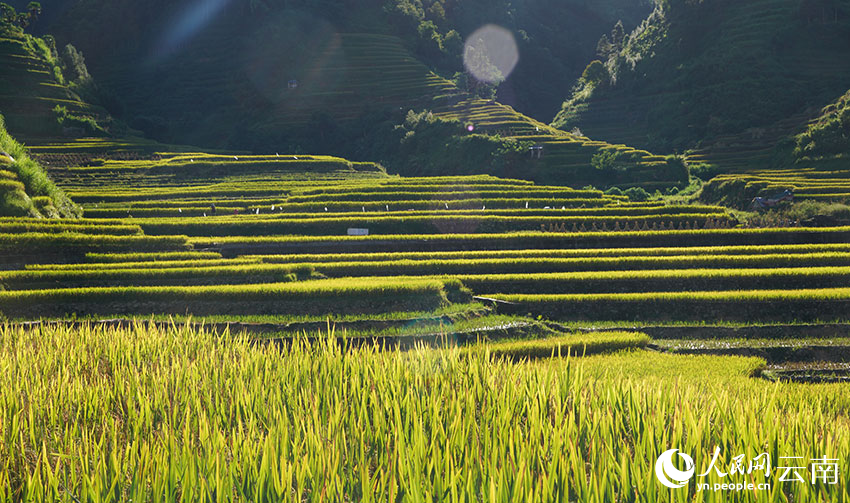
xmin=0 ymin=278 xmax=467 ymax=318
xmin=0 ymin=322 xmax=845 ymax=502
xmin=253 ymin=243 xmax=850 ymax=264
xmin=132 ymin=214 xmax=729 ymax=237
xmin=0 ymin=222 xmax=142 ymax=236
xmin=284 ymin=189 xmax=603 ymax=203
xmin=194 ymin=227 xmax=850 ymax=254
xmin=494 ymin=287 xmax=850 ymax=322
xmin=85 ymin=251 xmax=223 ymax=262
xmin=464 ymin=331 xmax=651 ymax=358
xmin=81 ymin=205 xmax=725 ymax=220
xmin=456 ymin=266 xmax=850 ymax=294
xmin=1 ymin=263 xmax=314 ymax=290
xmin=290 ymin=253 xmax=850 ymax=277
xmin=0 ymin=233 xmax=190 ymax=263
xmin=27 ymin=258 xmax=257 ymax=271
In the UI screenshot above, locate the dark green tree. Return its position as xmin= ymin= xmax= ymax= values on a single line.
xmin=611 ymin=20 xmax=625 ymax=48
xmin=596 ymin=34 xmax=614 ymax=59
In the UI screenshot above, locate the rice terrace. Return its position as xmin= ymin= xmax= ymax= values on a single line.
xmin=1 ymin=0 xmax=849 ymax=501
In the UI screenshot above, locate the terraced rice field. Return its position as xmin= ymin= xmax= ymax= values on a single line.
xmin=2 ymin=145 xmax=849 ymax=501
xmin=0 ymin=148 xmax=846 ymax=341
xmin=0 ymin=147 xmax=846 ymax=377
xmin=706 ymin=167 xmax=850 ymax=203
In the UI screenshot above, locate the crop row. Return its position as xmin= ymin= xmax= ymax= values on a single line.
xmin=131 ymin=214 xmax=730 ymax=237
xmin=252 ymin=242 xmax=850 ymax=263
xmin=16 ymin=260 xmax=850 ymax=294
xmin=25 ymin=258 xmax=262 ymax=271
xmin=85 ymin=251 xmax=223 ymax=262
xmin=493 ymin=287 xmax=850 ymax=322
xmin=0 ymin=278 xmax=469 ymax=318
xmin=457 ymin=266 xmax=850 ymax=294
xmin=68 ymin=186 xmax=292 ymax=203
xmin=197 ymin=227 xmax=850 ymax=255
xmin=468 ymin=332 xmax=651 ymax=358
xmin=0 ymin=233 xmax=190 ymax=263
xmin=290 ymin=253 xmax=850 ymax=277
xmin=84 ymin=198 xmax=623 ymax=212
xmin=284 ymin=190 xmax=606 ymax=203
xmin=291 ymin=183 xmax=598 ymax=196
xmin=0 ymin=222 xmax=142 ymax=236
xmin=80 ymin=205 xmax=725 ymax=220
xmin=1 ymin=263 xmax=315 ymax=290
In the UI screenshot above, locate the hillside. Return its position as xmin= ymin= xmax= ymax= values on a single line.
xmin=0 ymin=114 xmax=79 ymax=217
xmin=1 ymin=3 xmax=685 ymax=190
xmin=698 ymin=87 xmax=850 ymax=209
xmin=38 ymin=0 xmax=652 ymax=123
xmin=0 ymin=27 xmax=116 ymax=141
xmin=553 ymin=0 xmax=850 ymax=160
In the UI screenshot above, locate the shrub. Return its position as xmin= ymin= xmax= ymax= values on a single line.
xmin=624 ymin=187 xmax=650 ymax=201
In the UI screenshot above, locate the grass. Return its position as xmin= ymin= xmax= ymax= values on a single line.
xmin=1 ymin=322 xmax=846 ymax=502
xmin=0 ymin=114 xmax=80 ymax=218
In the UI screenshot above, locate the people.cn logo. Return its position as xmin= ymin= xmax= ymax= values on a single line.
xmin=655 ymin=449 xmax=696 ymax=489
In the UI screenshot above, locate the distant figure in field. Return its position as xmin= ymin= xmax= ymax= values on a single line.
xmin=210 ymin=203 xmax=216 ymax=215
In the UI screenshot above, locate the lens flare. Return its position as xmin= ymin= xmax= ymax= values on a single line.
xmin=149 ymin=0 xmax=231 ymax=64
xmin=463 ymin=25 xmax=519 ymax=84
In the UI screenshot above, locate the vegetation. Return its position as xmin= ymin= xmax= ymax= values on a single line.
xmin=0 ymin=114 xmax=79 ymax=217
xmin=554 ymin=0 xmax=850 ymax=155
xmin=2 ymin=1 xmax=850 ymax=497
xmin=465 ymin=331 xmax=651 ymax=358
xmin=2 ymin=322 xmax=847 ymax=501
xmin=795 ymin=89 xmax=850 ymax=160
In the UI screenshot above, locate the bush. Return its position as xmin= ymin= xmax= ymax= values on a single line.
xmin=624 ymin=187 xmax=650 ymax=201
xmin=53 ymin=105 xmax=107 ymax=137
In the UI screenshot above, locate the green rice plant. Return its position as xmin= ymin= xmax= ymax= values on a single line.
xmin=0 ymin=322 xmax=845 ymax=502
xmin=464 ymin=331 xmax=651 ymax=358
